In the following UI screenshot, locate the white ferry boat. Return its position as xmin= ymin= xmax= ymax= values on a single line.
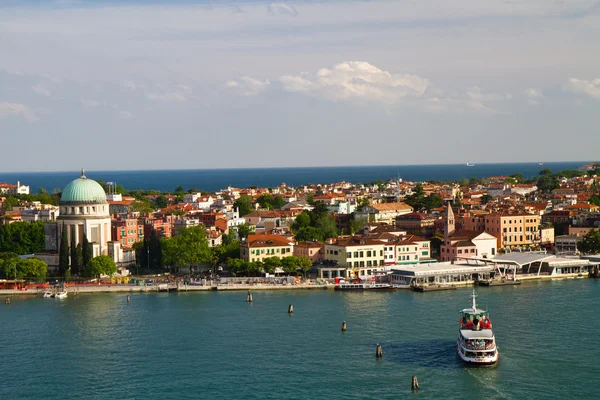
xmin=334 ymin=282 xmax=394 ymax=291
xmin=456 ymin=290 xmax=499 ymax=366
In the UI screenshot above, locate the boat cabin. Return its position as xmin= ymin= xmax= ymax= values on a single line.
xmin=389 ymin=264 xmax=493 ymax=288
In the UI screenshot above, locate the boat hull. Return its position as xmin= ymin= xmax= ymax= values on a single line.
xmin=334 ymin=284 xmax=394 ymax=291
xmin=456 ymin=343 xmax=499 ymax=366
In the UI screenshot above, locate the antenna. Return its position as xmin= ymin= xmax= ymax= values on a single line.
xmin=471 ymin=289 xmax=477 ymax=310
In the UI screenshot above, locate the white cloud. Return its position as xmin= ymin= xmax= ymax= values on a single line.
xmin=118 ymin=110 xmax=133 ymax=119
xmin=279 ymin=61 xmax=429 ymax=104
xmin=80 ymin=99 xmax=100 ymax=107
xmin=0 ymin=102 xmax=38 ymax=122
xmin=145 ymin=91 xmax=188 ymax=102
xmin=225 ymin=76 xmax=271 ymax=96
xmin=564 ymin=77 xmax=600 ymax=99
xmin=467 ymin=86 xmax=512 ymax=102
xmin=524 ymin=88 xmax=544 ymax=105
xmin=121 ymin=80 xmax=145 ymax=91
xmin=32 ymin=84 xmax=51 ymax=97
xmin=267 ymin=3 xmax=298 ymax=16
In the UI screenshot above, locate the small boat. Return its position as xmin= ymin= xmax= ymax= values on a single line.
xmin=412 ymin=284 xmax=456 ymax=292
xmin=158 ymin=283 xmax=177 ymax=292
xmin=334 ymin=282 xmax=394 ymax=291
xmin=466 ymin=162 xmax=475 ymax=167
xmin=55 ymin=291 xmax=68 ymax=299
xmin=538 ymin=162 xmax=544 ymax=166
xmin=43 ymin=291 xmax=54 ymax=298
xmin=457 ymin=290 xmax=499 ymax=366
xmin=478 ymin=279 xmax=521 ymax=287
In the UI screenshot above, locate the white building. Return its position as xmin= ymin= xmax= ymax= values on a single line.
xmin=0 ymin=181 xmax=30 ymax=195
xmin=57 ymin=170 xmax=111 ymax=257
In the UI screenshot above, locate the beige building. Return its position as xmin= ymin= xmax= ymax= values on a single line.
xmin=294 ymin=241 xmax=324 ymax=263
xmin=324 ymin=236 xmax=385 ymax=278
xmin=355 ymin=202 xmax=413 ymax=224
xmin=462 ymin=212 xmax=541 ymax=249
xmin=240 ymin=234 xmax=294 ymax=262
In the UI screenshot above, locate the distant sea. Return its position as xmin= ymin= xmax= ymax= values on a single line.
xmin=0 ymin=162 xmax=589 ymax=193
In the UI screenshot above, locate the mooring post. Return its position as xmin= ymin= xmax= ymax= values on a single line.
xmin=5 ymin=297 xmax=10 ymax=305
xmin=411 ymin=376 xmax=419 ymax=391
xmin=288 ymin=304 xmax=294 ymax=314
xmin=247 ymin=291 xmax=253 ymax=303
xmin=127 ymin=295 xmax=131 ymax=303
xmin=341 ymin=321 xmax=347 ymax=332
xmin=376 ymin=344 xmax=382 ymax=358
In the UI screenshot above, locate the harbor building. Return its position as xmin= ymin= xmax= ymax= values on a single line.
xmin=56 ymin=169 xmax=111 ymax=256
xmin=440 ymin=204 xmax=497 ymax=262
xmin=240 ymin=234 xmax=294 ymax=262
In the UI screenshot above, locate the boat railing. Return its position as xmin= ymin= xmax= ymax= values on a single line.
xmin=459 ymin=337 xmax=495 ymax=351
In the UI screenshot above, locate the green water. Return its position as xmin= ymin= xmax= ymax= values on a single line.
xmin=2 ymin=279 xmax=599 ymax=399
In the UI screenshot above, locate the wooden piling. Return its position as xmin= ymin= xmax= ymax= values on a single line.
xmin=247 ymin=291 xmax=253 ymax=303
xmin=341 ymin=321 xmax=347 ymax=332
xmin=375 ymin=344 xmax=382 ymax=358
xmin=5 ymin=297 xmax=10 ymax=305
xmin=288 ymin=304 xmax=294 ymax=314
xmin=127 ymin=295 xmax=131 ymax=303
xmin=411 ymin=376 xmax=419 ymax=391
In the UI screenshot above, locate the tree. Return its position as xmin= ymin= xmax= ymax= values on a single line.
xmin=82 ymin=234 xmax=92 ymax=268
xmin=263 ymin=256 xmax=281 ymax=274
xmin=59 ymin=224 xmax=69 ymax=276
xmin=70 ymin=236 xmax=80 ymax=275
xmin=209 ymin=246 xmax=226 ymax=275
xmin=174 ymin=185 xmax=185 ymax=193
xmin=578 ymin=230 xmax=600 ymax=255
xmin=480 ymin=194 xmax=491 ymax=205
xmin=539 ymin=168 xmax=552 ymax=176
xmin=0 ymin=221 xmax=46 ymax=254
xmin=298 ymin=256 xmax=312 ymax=279
xmin=161 ymin=226 xmax=210 ymax=268
xmin=226 ymin=258 xmax=244 ymax=276
xmin=537 ymin=175 xmax=559 ymax=194
xmin=84 ymin=255 xmax=118 ymax=278
xmin=347 ymin=217 xmax=366 ymax=235
xmin=155 ymin=195 xmax=169 ymax=209
xmin=589 ymin=195 xmax=600 ymax=207
xmin=281 ymin=256 xmax=299 ymax=275
xmin=356 ymin=197 xmax=370 ymax=211
xmin=234 ymin=195 xmax=254 ymax=217
xmin=15 ymin=257 xmax=47 ymax=280
xmin=236 ymin=224 xmax=253 ymax=241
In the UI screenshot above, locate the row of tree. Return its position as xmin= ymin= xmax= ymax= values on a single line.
xmin=0 ymin=221 xmax=46 ymax=255
xmin=226 ymin=255 xmax=312 ymax=277
xmin=0 ymin=252 xmax=48 ymax=280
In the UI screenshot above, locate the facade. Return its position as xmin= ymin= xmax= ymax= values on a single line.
xmin=293 ymin=240 xmax=324 ymax=263
xmin=323 ymin=236 xmax=386 ymax=278
xmin=440 ymin=204 xmax=497 ymax=262
xmin=112 ymin=217 xmax=144 ymax=248
xmin=240 ymin=234 xmax=294 ymax=262
xmin=57 ymin=170 xmax=111 ymax=256
xmin=0 ymin=181 xmax=30 ymax=195
xmin=462 ymin=211 xmax=541 ymax=249
xmin=395 ymin=212 xmax=436 ymax=237
xmin=355 ymin=202 xmax=413 ymax=224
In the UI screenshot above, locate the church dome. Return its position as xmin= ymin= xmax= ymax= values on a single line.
xmin=60 ymin=169 xmax=107 ymax=205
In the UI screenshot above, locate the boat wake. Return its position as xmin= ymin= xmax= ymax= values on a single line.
xmin=465 ymin=368 xmax=512 ymax=400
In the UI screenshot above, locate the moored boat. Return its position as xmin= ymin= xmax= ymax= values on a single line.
xmin=334 ymin=282 xmax=394 ymax=291
xmin=55 ymin=291 xmax=68 ymax=299
xmin=456 ymin=290 xmax=499 ymax=365
xmin=43 ymin=291 xmax=54 ymax=298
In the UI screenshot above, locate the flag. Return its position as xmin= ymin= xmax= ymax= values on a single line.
xmin=106 ymin=182 xmax=114 ymax=186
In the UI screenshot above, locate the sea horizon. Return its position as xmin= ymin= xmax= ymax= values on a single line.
xmin=0 ymin=160 xmax=593 ymax=194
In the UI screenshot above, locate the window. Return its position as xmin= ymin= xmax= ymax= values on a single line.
xmin=359 ymin=251 xmax=364 ymax=257
xmin=458 ymin=250 xmax=463 ymax=254
xmin=354 ymin=252 xmax=358 ymax=258
xmin=367 ymin=251 xmax=371 ymax=257
xmin=347 ymin=252 xmax=352 ymax=258
xmin=367 ymin=261 xmax=372 ymax=267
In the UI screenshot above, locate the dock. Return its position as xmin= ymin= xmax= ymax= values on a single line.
xmin=412 ymin=284 xmax=457 ymax=292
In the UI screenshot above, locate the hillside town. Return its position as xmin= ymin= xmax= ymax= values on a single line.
xmin=1 ymin=164 xmax=600 ymax=285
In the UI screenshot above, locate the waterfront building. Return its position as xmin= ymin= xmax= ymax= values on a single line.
xmin=389 ymin=263 xmax=494 ymax=288
xmin=440 ymin=204 xmax=497 ymax=262
xmin=0 ymin=181 xmax=30 ymax=195
xmin=323 ymin=236 xmax=386 ymax=279
xmin=395 ymin=212 xmax=436 ymax=237
xmin=56 ymin=170 xmax=111 ymax=256
xmin=293 ymin=240 xmax=324 ymax=263
xmin=354 ymin=202 xmax=413 ymax=224
xmin=240 ymin=234 xmax=294 ymax=262
xmin=111 ymin=216 xmax=144 ymax=248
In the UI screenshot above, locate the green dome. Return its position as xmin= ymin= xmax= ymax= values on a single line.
xmin=60 ymin=170 xmax=107 ymax=205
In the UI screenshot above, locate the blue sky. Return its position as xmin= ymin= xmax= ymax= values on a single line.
xmin=1 ymin=0 xmax=599 ymax=172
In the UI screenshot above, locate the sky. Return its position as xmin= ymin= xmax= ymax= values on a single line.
xmin=1 ymin=0 xmax=599 ymax=172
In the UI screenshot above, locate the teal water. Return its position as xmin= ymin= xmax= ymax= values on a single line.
xmin=2 ymin=279 xmax=599 ymax=399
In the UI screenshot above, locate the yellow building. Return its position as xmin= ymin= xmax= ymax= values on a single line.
xmin=240 ymin=234 xmax=294 ymax=262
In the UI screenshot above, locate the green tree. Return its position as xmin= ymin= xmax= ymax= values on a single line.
xmin=70 ymin=236 xmax=80 ymax=275
xmin=234 ymin=195 xmax=254 ymax=216
xmin=59 ymin=224 xmax=69 ymax=276
xmin=226 ymin=258 xmax=244 ymax=276
xmin=356 ymin=197 xmax=370 ymax=211
xmin=84 ymin=255 xmax=118 ymax=278
xmin=539 ymin=168 xmax=552 ymax=176
xmin=82 ymin=234 xmax=92 ymax=268
xmin=0 ymin=221 xmax=46 ymax=254
xmin=16 ymin=257 xmax=47 ymax=281
xmin=155 ymin=195 xmax=169 ymax=209
xmin=281 ymin=256 xmax=299 ymax=275
xmin=579 ymin=230 xmax=600 ymax=255
xmin=298 ymin=256 xmax=312 ymax=278
xmin=588 ymin=195 xmax=600 ymax=207
xmin=263 ymin=256 xmax=281 ymax=274
xmin=162 ymin=226 xmax=210 ymax=268
xmin=537 ymin=175 xmax=559 ymax=193
xmin=272 ymin=196 xmax=286 ymax=210
xmin=174 ymin=185 xmax=185 ymax=194
xmin=480 ymin=194 xmax=491 ymax=205
xmin=209 ymin=246 xmax=226 ymax=275
xmin=236 ymin=224 xmax=253 ymax=241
